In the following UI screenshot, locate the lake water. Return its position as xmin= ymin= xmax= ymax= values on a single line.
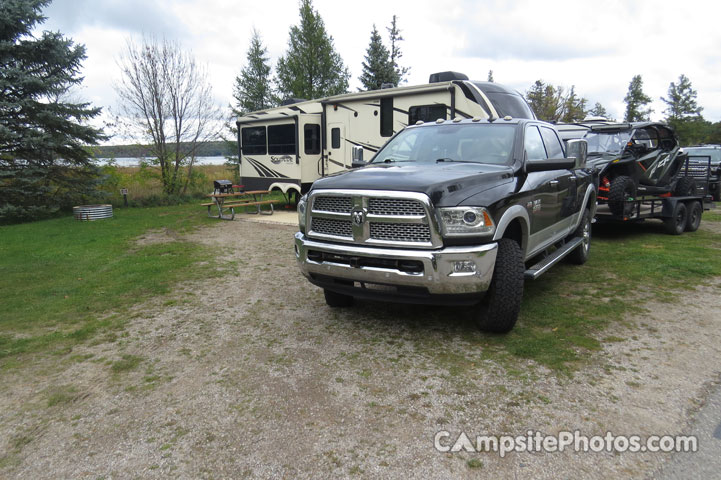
xmin=97 ymin=156 xmax=230 ymax=167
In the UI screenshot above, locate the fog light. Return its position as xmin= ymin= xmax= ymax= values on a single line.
xmin=453 ymin=261 xmax=476 ymax=274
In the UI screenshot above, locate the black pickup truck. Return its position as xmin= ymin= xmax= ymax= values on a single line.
xmin=294 ymin=117 xmax=597 ymax=332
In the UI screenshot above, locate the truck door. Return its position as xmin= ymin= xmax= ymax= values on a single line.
xmin=326 ymin=123 xmax=347 ymax=175
xmin=525 ymin=125 xmax=573 ymax=238
xmin=540 ymin=126 xmax=577 ymax=227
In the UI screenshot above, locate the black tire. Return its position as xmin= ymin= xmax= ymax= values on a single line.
xmin=474 ymin=239 xmax=524 ymax=333
xmin=324 ymin=288 xmax=354 ymax=307
xmin=608 ymin=176 xmax=637 ymax=217
xmin=685 ymin=201 xmax=702 ymax=232
xmin=674 ymin=177 xmax=696 ymax=197
xmin=566 ymin=209 xmax=592 ymax=265
xmin=663 ymin=202 xmax=688 ymax=235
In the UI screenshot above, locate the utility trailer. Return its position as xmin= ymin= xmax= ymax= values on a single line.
xmin=594 ymin=156 xmax=714 ymax=235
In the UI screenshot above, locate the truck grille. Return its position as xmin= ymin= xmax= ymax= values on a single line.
xmin=368 ymin=198 xmax=425 ymax=216
xmin=370 ymin=222 xmax=431 ymax=243
xmin=686 ymin=159 xmax=712 ymax=179
xmin=307 ymin=191 xmax=440 ymax=248
xmin=313 ymin=196 xmax=352 ymax=213
xmin=311 ymin=217 xmax=353 ymax=238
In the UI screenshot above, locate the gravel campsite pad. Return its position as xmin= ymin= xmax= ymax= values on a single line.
xmin=1 ymin=218 xmax=720 ymax=479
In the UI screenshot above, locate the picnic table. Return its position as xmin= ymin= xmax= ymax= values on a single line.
xmin=201 ymin=190 xmax=274 ymax=220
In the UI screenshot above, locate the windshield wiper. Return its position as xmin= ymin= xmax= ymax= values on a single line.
xmin=435 ymin=158 xmax=475 ymax=163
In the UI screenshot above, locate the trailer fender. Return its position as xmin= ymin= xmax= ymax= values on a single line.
xmin=268 ymin=182 xmax=301 ymax=196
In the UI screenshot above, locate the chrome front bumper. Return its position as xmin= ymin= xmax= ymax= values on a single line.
xmin=294 ymin=232 xmax=498 ymax=296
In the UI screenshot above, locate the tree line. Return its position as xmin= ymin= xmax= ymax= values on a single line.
xmin=232 ymin=0 xmax=409 ymax=116
xmin=2 ymin=0 xmax=721 ymax=223
xmin=524 ymin=73 xmax=717 ymax=145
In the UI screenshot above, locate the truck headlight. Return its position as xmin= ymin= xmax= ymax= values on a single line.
xmin=438 ymin=207 xmax=495 ymax=236
xmin=298 ymin=194 xmax=308 ymax=233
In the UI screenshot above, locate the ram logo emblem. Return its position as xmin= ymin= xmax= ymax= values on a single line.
xmin=351 ymin=210 xmax=365 ymax=226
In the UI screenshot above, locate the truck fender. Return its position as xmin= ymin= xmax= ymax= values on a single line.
xmin=492 ymin=205 xmax=530 ymax=253
xmin=570 ymin=183 xmax=597 ymax=232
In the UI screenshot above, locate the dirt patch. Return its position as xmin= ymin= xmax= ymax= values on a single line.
xmin=1 ymin=219 xmax=720 ymax=479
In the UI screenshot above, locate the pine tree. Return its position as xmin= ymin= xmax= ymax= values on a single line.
xmin=623 ymin=75 xmax=652 ymax=122
xmin=560 ymin=86 xmax=587 ymax=123
xmin=232 ymin=29 xmax=274 ymax=115
xmin=588 ymin=102 xmax=610 ymax=119
xmin=525 ymin=80 xmax=561 ymax=122
xmin=662 ymin=74 xmax=705 ymax=145
xmin=0 ymin=0 xmax=105 ymax=223
xmin=275 ymin=0 xmax=349 ymax=99
xmin=359 ymin=25 xmax=394 ymax=91
xmin=661 ymin=74 xmax=702 ymax=121
xmin=386 ymin=15 xmax=409 ymax=86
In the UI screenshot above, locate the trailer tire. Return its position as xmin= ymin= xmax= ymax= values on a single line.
xmin=674 ymin=177 xmax=696 ymax=197
xmin=608 ymin=176 xmax=636 ymax=217
xmin=685 ymin=201 xmax=702 ymax=232
xmin=474 ymin=239 xmax=524 ymax=333
xmin=324 ymin=288 xmax=354 ymax=307
xmin=663 ymin=202 xmax=688 ymax=235
xmin=566 ymin=209 xmax=592 ymax=265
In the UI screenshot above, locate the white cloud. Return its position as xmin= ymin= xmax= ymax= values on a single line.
xmin=34 ymin=0 xmax=721 ymax=142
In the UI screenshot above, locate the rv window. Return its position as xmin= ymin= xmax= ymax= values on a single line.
xmin=331 ymin=127 xmax=341 ymax=149
xmin=241 ymin=127 xmax=267 ymax=155
xmin=409 ymin=105 xmax=447 ymax=124
xmin=268 ymin=124 xmax=296 ymax=155
xmin=380 ymin=97 xmax=393 ymax=137
xmin=304 ymin=124 xmax=321 ymax=154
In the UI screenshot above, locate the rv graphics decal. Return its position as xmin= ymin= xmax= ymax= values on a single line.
xmin=245 ymin=157 xmax=290 ymax=178
xmin=270 ymin=155 xmax=294 ymax=165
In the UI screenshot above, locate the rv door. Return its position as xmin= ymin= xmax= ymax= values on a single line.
xmin=326 ymin=123 xmax=347 ymax=175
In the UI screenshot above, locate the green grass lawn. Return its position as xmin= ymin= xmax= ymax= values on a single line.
xmin=1 ymin=202 xmax=719 ymax=373
xmin=488 ymin=211 xmax=721 ymax=372
xmin=0 ymin=205 xmax=220 ymax=365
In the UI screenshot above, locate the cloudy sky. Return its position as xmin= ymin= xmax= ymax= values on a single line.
xmin=38 ymin=0 xmax=721 ymax=143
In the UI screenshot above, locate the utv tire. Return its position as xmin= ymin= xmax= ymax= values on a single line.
xmin=685 ymin=201 xmax=702 ymax=232
xmin=674 ymin=177 xmax=696 ymax=197
xmin=566 ymin=209 xmax=592 ymax=265
xmin=608 ymin=176 xmax=637 ymax=217
xmin=324 ymin=288 xmax=354 ymax=307
xmin=663 ymin=202 xmax=688 ymax=235
xmin=474 ymin=239 xmax=524 ymax=333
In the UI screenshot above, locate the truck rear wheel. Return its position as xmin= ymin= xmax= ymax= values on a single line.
xmin=685 ymin=201 xmax=702 ymax=232
xmin=324 ymin=288 xmax=354 ymax=307
xmin=566 ymin=209 xmax=592 ymax=265
xmin=474 ymin=239 xmax=524 ymax=333
xmin=608 ymin=176 xmax=636 ymax=217
xmin=663 ymin=202 xmax=687 ymax=235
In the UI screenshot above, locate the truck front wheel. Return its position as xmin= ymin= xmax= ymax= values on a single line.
xmin=474 ymin=238 xmax=524 ymax=333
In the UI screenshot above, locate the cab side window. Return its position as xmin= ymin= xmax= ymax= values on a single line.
xmin=525 ymin=126 xmax=547 ymax=160
xmin=540 ymin=127 xmax=564 ymax=158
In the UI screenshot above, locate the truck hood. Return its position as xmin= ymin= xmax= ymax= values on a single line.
xmin=311 ymin=163 xmax=515 ymax=206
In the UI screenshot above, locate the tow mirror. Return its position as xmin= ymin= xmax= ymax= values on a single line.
xmin=566 ymin=139 xmax=588 ymax=168
xmin=351 ymin=145 xmax=365 ymax=168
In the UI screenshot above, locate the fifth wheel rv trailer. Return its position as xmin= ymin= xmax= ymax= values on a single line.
xmin=235 ymin=72 xmax=535 ymax=201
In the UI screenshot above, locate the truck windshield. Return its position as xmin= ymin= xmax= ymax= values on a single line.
xmin=371 ymin=124 xmax=516 ymax=165
xmin=584 ymin=131 xmax=632 ymax=155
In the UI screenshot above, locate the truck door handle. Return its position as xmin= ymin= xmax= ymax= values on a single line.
xmin=569 ymin=176 xmax=577 ymax=181
xmin=550 ymin=180 xmax=559 ymax=186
